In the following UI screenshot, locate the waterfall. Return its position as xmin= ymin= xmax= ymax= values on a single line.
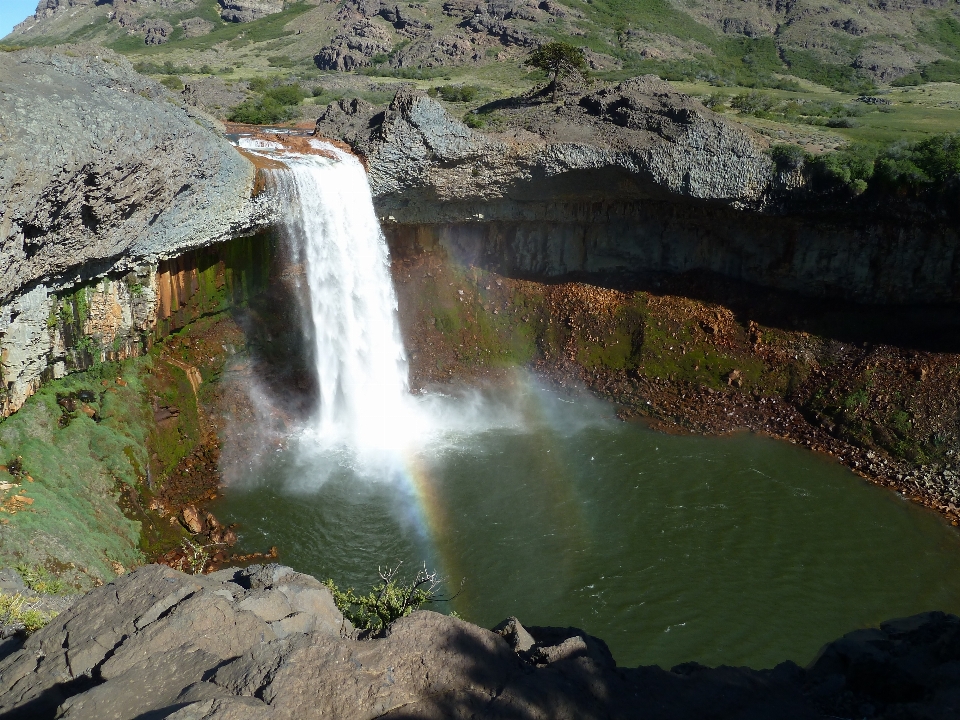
xmin=244 ymin=139 xmax=414 ymax=455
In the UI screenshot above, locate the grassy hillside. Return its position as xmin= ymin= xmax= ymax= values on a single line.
xmin=2 ymin=0 xmax=959 ymax=145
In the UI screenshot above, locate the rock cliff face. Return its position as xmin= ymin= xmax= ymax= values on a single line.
xmin=318 ymin=78 xmax=773 ymax=216
xmin=0 ymin=46 xmax=275 ymax=416
xmin=316 ymin=82 xmax=960 ymax=307
xmin=2 ymin=564 xmax=958 ymax=719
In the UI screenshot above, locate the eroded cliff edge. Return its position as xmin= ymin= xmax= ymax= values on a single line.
xmin=0 ymin=46 xmax=277 ymax=416
xmin=316 ymin=82 xmax=959 ymax=306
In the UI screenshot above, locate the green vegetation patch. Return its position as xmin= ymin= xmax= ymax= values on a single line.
xmin=421 ymin=267 xmax=540 ymax=369
xmin=228 ymin=80 xmax=308 ymax=124
xmin=111 ymin=1 xmax=313 ymax=56
xmin=0 ymin=362 xmax=149 ymax=588
xmin=0 ymin=592 xmax=53 ymax=636
xmin=327 ymin=563 xmax=450 ymax=634
xmin=15 ymin=563 xmax=69 ymax=595
xmin=803 ymin=131 xmax=960 ymax=194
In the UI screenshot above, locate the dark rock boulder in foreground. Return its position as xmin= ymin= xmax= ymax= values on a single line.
xmin=1 ymin=565 xmax=957 ymax=719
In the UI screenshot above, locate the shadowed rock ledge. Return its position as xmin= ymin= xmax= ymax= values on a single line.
xmin=1 ymin=564 xmax=958 ymax=719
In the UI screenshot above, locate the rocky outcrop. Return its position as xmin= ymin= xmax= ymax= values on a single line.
xmin=0 ymin=46 xmax=276 ymax=416
xmin=316 ymin=83 xmax=960 ymax=306
xmin=180 ymin=16 xmax=215 ymax=37
xmin=316 ymin=79 xmax=773 ymax=218
xmin=182 ymin=76 xmax=251 ymax=119
xmin=143 ymin=19 xmax=174 ymax=44
xmin=2 ymin=563 xmax=958 ymax=719
xmin=219 ymin=0 xmax=285 ymax=23
xmin=314 ymin=19 xmax=394 ymax=71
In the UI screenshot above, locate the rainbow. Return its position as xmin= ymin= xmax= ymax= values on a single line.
xmin=387 ymin=378 xmax=593 ymax=611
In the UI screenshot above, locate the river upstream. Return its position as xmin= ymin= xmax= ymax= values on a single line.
xmin=215 ymin=138 xmax=960 ymax=671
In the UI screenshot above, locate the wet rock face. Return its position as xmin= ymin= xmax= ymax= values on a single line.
xmin=1 ymin=564 xmax=957 ymax=719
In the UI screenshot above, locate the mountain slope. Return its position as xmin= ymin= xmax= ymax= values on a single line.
xmin=5 ymin=0 xmax=960 ymax=90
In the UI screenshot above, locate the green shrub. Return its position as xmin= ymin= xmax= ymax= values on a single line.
xmin=891 ymin=72 xmax=923 ymax=87
xmin=780 ymin=49 xmax=876 ymax=94
xmin=826 ymin=116 xmax=859 ymax=128
xmin=731 ymin=90 xmax=776 ymax=115
xmin=875 ymin=133 xmax=960 ymax=190
xmin=702 ymin=91 xmax=728 ymax=111
xmin=16 ymin=564 xmax=68 ymax=595
xmin=770 ymin=143 xmax=806 ymax=172
xmin=808 ymin=143 xmax=879 ymax=193
xmin=0 ymin=593 xmax=53 ymax=636
xmin=264 ymin=83 xmax=308 ymax=105
xmin=228 ymin=82 xmax=307 ymax=124
xmin=160 ymin=76 xmax=183 ymax=91
xmin=248 ymin=76 xmax=270 ymax=93
xmin=463 ymin=112 xmax=485 ymax=129
xmin=327 ymin=563 xmax=447 ymax=634
xmin=228 ymin=97 xmax=294 ymax=124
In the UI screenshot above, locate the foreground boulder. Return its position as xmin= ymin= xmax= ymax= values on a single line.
xmin=1 ymin=564 xmax=957 ymax=719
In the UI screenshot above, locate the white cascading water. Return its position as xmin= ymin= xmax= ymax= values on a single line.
xmin=234 ymin=137 xmax=528 ymax=485
xmin=241 ymin=139 xmax=419 ymax=456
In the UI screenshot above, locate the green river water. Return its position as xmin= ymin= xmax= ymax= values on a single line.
xmin=213 ymin=380 xmax=960 ymax=670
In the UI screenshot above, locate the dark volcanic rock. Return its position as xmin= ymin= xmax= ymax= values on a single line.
xmin=317 ymin=82 xmax=772 ymax=216
xmin=319 ymin=83 xmax=959 ymax=306
xmin=1 ymin=564 xmax=957 ymax=719
xmin=182 ymin=76 xmax=251 ymax=118
xmin=143 ymin=19 xmax=173 ymax=44
xmin=314 ymin=19 xmax=393 ymax=71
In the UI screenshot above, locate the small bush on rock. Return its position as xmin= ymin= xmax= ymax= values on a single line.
xmin=228 ymin=82 xmax=308 ymax=125
xmin=327 ymin=562 xmax=452 ymax=633
xmin=0 ymin=593 xmax=54 ymax=637
xmin=770 ymin=143 xmax=806 ymax=172
xmin=15 ymin=564 xmax=67 ymax=595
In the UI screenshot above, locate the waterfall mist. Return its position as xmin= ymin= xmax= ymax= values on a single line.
xmin=229 ymin=138 xmax=539 ymax=489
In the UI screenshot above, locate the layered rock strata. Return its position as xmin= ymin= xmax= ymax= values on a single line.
xmin=0 ymin=47 xmax=276 ymax=416
xmin=316 ymin=81 xmax=959 ymax=306
xmin=1 ymin=564 xmax=958 ymax=719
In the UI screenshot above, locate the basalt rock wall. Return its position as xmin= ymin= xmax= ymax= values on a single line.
xmin=0 ymin=232 xmax=278 ymax=418
xmin=383 ymin=197 xmax=960 ymax=306
xmin=318 ymin=84 xmax=959 ymax=308
xmin=2 ymin=563 xmax=959 ymax=719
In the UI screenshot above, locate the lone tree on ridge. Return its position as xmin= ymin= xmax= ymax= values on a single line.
xmin=524 ymin=41 xmax=587 ymax=102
